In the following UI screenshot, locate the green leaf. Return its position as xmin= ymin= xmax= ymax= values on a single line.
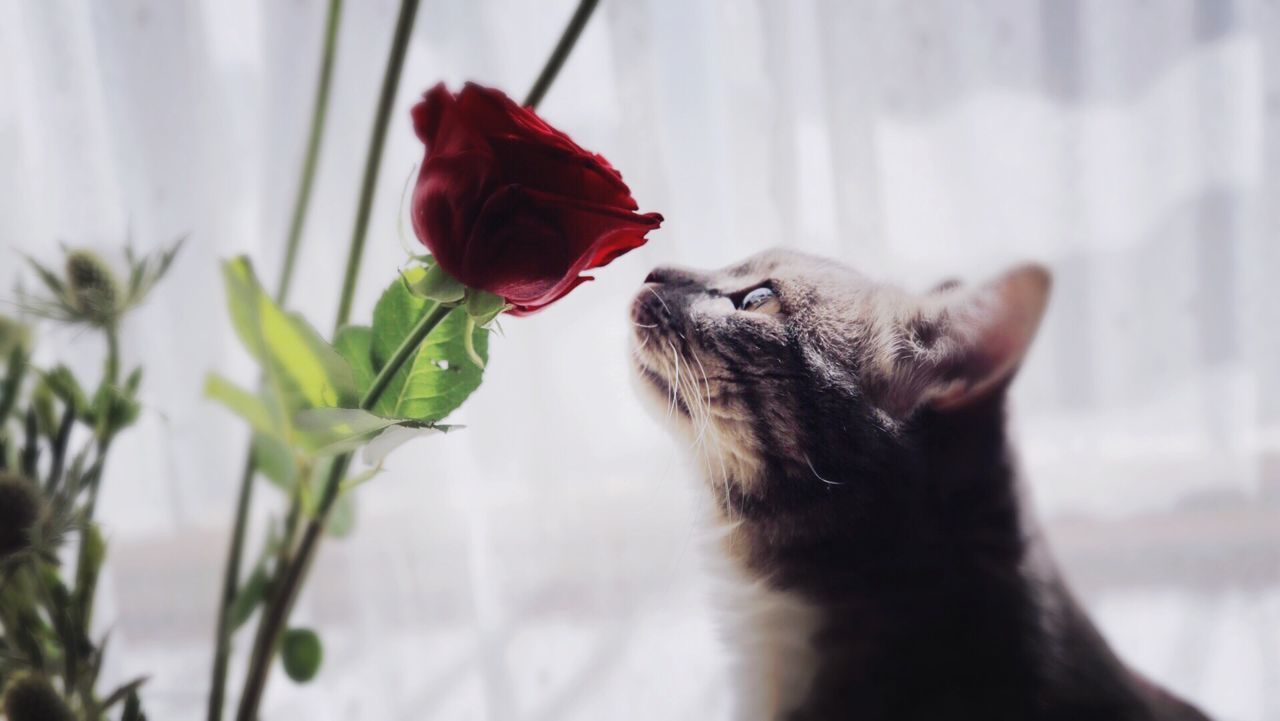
xmin=92 ymin=381 xmax=141 ymax=437
xmin=2 ymin=346 xmax=27 ymax=417
xmin=0 ymin=314 xmax=32 ymax=361
xmin=327 ymin=492 xmax=356 ymax=538
xmin=221 ymin=258 xmax=356 ymax=412
xmin=121 ymin=689 xmax=144 ymax=721
xmin=251 ymin=432 xmax=297 ymax=490
xmin=25 ymin=255 xmax=67 ymax=297
xmin=370 ymin=270 xmax=488 ymax=422
xmin=357 ymin=425 xmax=427 ymax=464
xmin=333 ymin=325 xmax=375 ymax=397
xmin=339 ymin=464 xmax=383 ymax=494
xmin=281 ymin=628 xmax=323 ymax=683
xmin=228 ymin=564 xmax=269 ymax=631
xmin=294 ymin=408 xmax=405 ymax=455
xmin=206 ymin=374 xmax=281 ymax=439
xmin=100 ymin=676 xmax=149 ymax=713
xmin=31 ymin=380 xmax=56 ymax=437
xmin=73 ymin=524 xmax=106 ymax=633
xmin=41 ymin=365 xmax=87 ymax=417
xmin=125 ymin=367 xmax=143 ymax=394
xmin=408 ymin=262 xmax=465 ymax=303
xmin=123 ymin=236 xmax=184 ymax=309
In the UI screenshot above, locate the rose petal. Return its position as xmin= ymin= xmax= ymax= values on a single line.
xmin=412 ymin=84 xmax=492 ymax=158
xmin=486 ymin=136 xmax=638 ymax=211
xmin=410 ymin=83 xmax=663 ymax=314
xmin=456 ymin=83 xmax=583 ymax=154
xmin=459 ymin=185 xmax=662 ymax=312
xmin=411 ymin=148 xmax=502 ymax=275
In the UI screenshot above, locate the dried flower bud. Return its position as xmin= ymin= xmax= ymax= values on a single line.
xmin=0 ymin=473 xmax=40 ymax=559
xmin=2 ymin=672 xmax=76 ymax=721
xmin=65 ymin=250 xmax=119 ymax=326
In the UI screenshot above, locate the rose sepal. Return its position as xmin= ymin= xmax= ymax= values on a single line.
xmin=408 ymin=260 xmax=465 ymax=303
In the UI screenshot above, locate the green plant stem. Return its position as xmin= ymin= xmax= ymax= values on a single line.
xmin=522 ymin=0 xmax=600 ymax=109
xmin=361 ymin=303 xmax=449 ymax=406
xmin=79 ymin=322 xmax=119 ymax=522
xmin=104 ymin=323 xmax=120 ymax=386
xmin=69 ymin=437 xmax=110 ymax=696
xmin=206 ymin=3 xmax=344 ymax=720
xmin=27 ymin=566 xmax=72 ymax=694
xmin=235 ymin=1 xmax=423 ymax=711
xmin=206 ymin=455 xmax=256 ymax=720
xmin=333 ymin=0 xmax=422 ymax=332
xmin=234 ymin=303 xmax=449 ymax=721
xmin=233 ymin=0 xmax=599 ymax=713
xmin=277 ymin=0 xmax=344 ymax=304
xmin=77 ymin=317 xmax=116 ymax=501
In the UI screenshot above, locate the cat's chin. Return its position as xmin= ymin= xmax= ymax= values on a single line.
xmin=628 ymin=355 xmax=695 ymax=429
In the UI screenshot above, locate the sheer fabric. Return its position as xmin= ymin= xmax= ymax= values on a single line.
xmin=1 ymin=1 xmax=1276 ymax=718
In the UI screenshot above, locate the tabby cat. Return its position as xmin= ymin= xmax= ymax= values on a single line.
xmin=630 ymin=250 xmax=1210 ymax=721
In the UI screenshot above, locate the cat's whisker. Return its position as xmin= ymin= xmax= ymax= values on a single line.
xmin=690 ymin=349 xmax=715 ymax=417
xmin=667 ymin=340 xmax=683 ymax=415
xmin=626 ymin=252 xmax=1194 ymax=721
xmin=645 ymin=284 xmax=671 ymax=314
xmin=686 ymin=349 xmax=714 ymax=447
xmin=667 ymin=342 xmax=715 ymax=457
xmin=680 ymin=358 xmax=711 ymax=443
xmin=663 ymin=342 xmax=679 ymax=419
xmin=684 ymin=359 xmax=712 ymax=447
xmin=803 ymin=452 xmax=841 ymax=486
xmin=671 ymin=345 xmax=732 ymax=510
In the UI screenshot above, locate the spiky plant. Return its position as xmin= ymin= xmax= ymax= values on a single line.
xmin=0 ymin=473 xmax=40 ymax=560
xmin=17 ymin=240 xmax=183 ymax=330
xmin=0 ymin=238 xmax=178 ymax=720
xmin=2 ymin=672 xmax=76 ymax=721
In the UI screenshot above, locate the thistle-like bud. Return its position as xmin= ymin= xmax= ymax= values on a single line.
xmin=65 ymin=250 xmax=119 ymax=326
xmin=0 ymin=473 xmax=40 ymax=560
xmin=2 ymin=672 xmax=76 ymax=721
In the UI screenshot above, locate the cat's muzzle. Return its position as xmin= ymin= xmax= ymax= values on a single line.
xmin=631 ymin=283 xmax=672 ymax=329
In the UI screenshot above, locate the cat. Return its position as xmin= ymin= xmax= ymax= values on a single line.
xmin=629 ymin=249 xmax=1211 ymax=721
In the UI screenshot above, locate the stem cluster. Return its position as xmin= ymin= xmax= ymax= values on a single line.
xmin=208 ymin=1 xmax=601 ymax=719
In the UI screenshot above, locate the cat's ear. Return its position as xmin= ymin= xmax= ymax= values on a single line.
xmin=916 ymin=264 xmax=1051 ymax=413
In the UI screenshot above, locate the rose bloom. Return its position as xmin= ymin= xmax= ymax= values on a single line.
xmin=410 ymin=83 xmax=663 ymax=315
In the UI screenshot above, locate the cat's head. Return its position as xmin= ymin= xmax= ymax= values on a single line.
xmin=630 ymin=249 xmax=1050 ymax=521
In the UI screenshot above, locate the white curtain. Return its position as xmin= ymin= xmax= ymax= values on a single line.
xmin=2 ymin=0 xmax=1277 ymax=719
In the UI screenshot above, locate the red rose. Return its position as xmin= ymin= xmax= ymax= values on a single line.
xmin=410 ymin=83 xmax=663 ymax=315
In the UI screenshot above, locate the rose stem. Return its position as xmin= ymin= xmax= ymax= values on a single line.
xmin=523 ymin=0 xmax=600 ymax=109
xmin=333 ymin=0 xmax=422 ymax=332
xmin=231 ymin=0 xmax=422 ymax=716
xmin=235 ymin=0 xmax=603 ymax=715
xmin=276 ymin=8 xmax=344 ymax=303
xmin=206 ymin=1 xmax=344 ymax=720
xmin=235 ymin=303 xmax=449 ymax=721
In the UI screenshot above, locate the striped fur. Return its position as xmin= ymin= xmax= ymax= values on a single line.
xmin=630 ymin=250 xmax=1210 ymax=721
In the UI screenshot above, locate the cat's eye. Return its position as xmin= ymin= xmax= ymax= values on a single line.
xmin=738 ymin=286 xmax=781 ymax=314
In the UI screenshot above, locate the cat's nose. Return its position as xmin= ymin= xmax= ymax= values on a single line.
xmin=644 ymin=266 xmax=697 ymax=286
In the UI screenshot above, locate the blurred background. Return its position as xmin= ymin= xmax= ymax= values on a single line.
xmin=2 ymin=0 xmax=1278 ymax=718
